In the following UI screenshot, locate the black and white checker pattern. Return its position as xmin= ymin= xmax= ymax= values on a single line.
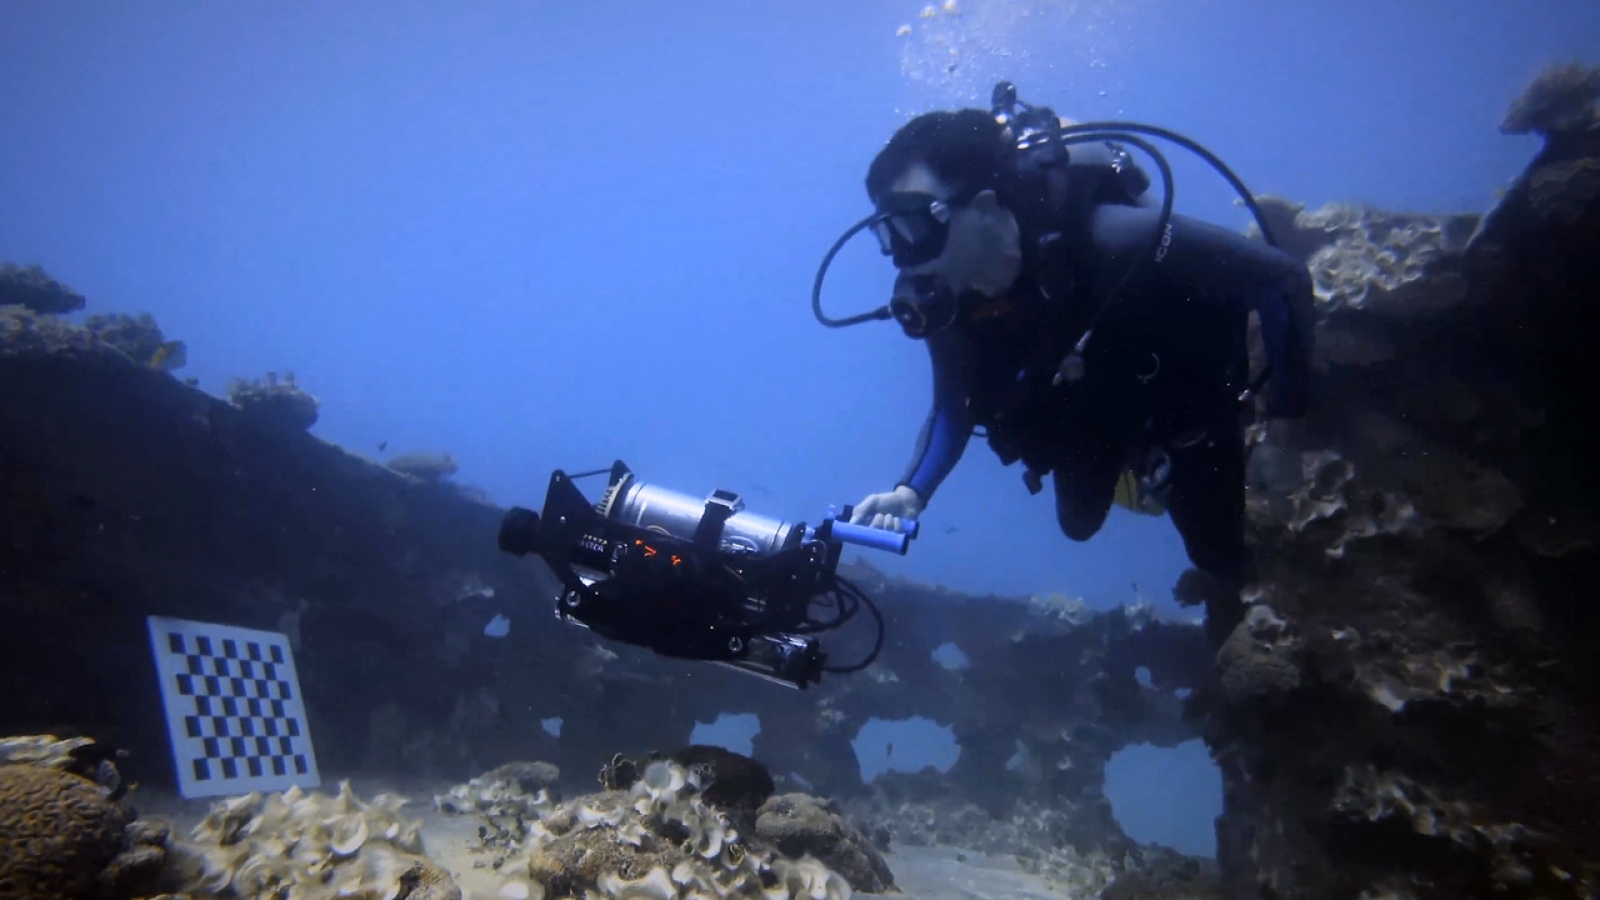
xmin=146 ymin=616 xmax=321 ymax=798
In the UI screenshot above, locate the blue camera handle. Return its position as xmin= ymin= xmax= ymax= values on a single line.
xmin=809 ymin=504 xmax=920 ymax=555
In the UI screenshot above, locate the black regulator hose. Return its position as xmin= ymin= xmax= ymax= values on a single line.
xmin=812 ymin=216 xmax=895 ymax=328
xmin=1049 ymin=120 xmax=1281 ymax=248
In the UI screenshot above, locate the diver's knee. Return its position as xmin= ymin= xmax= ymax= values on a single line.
xmin=1056 ymin=509 xmax=1104 ymax=542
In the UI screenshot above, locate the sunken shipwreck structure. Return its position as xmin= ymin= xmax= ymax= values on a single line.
xmin=2 ymin=64 xmax=1599 ymax=900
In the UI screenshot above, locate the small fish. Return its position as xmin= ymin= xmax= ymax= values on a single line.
xmin=148 ymin=340 xmax=187 ymax=372
xmin=482 ymin=613 xmax=511 ymax=638
xmin=378 ymin=441 xmax=388 ymax=453
xmin=1113 ymin=469 xmax=1167 ymax=516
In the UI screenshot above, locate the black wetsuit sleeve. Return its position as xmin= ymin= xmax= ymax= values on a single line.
xmin=897 ymin=331 xmax=973 ymax=501
xmin=1084 ymin=205 xmax=1316 ymax=418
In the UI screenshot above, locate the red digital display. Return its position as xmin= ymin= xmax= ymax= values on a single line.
xmin=634 ymin=539 xmax=682 ymax=566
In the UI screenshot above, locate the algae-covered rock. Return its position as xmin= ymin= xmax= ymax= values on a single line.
xmin=1101 ymin=847 xmax=1223 ymax=900
xmin=754 ymin=793 xmax=895 ymax=893
xmin=1500 ymin=61 xmax=1600 ymax=139
xmin=594 ymin=746 xmax=775 ymax=835
xmin=1216 ymin=605 xmax=1303 ymax=703
xmin=483 ymin=761 xmax=561 ymax=795
xmin=83 ymin=312 xmax=187 ymax=372
xmin=434 ymin=761 xmax=560 ymax=820
xmin=0 ymin=305 xmax=101 ymax=359
xmin=667 ymin=745 xmax=774 ymax=833
xmin=386 ymin=453 xmax=460 ymax=483
xmin=226 ymin=371 xmax=319 ymax=432
xmin=0 ymin=263 xmax=87 ymax=315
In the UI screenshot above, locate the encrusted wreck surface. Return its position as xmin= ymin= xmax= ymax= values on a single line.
xmin=1208 ymin=69 xmax=1600 ymax=899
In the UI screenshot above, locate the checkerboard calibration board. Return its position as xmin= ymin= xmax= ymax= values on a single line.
xmin=146 ymin=616 xmax=321 ymax=799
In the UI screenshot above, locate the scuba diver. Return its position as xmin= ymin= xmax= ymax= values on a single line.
xmin=812 ymin=83 xmax=1316 ymax=638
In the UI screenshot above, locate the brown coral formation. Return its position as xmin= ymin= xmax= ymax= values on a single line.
xmin=0 ymin=736 xmax=168 ymax=900
xmin=0 ymin=765 xmax=129 ymax=900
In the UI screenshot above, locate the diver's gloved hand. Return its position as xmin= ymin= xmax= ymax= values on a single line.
xmin=849 ymin=485 xmax=924 ymax=531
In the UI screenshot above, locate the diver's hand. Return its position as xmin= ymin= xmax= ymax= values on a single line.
xmin=850 ymin=485 xmax=924 ymax=531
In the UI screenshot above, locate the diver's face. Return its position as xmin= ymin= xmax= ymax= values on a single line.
xmin=887 ymin=163 xmax=1022 ymax=299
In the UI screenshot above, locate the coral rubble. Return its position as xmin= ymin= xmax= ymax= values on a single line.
xmin=754 ymin=793 xmax=895 ymax=893
xmin=442 ymin=756 xmax=867 ymax=900
xmin=159 ymin=780 xmax=459 ymax=900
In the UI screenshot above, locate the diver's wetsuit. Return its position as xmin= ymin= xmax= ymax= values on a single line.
xmin=896 ymin=144 xmax=1315 ymax=581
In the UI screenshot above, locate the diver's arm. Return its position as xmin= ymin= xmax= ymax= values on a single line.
xmin=1086 ymin=206 xmax=1315 ymax=417
xmin=897 ymin=331 xmax=974 ymax=501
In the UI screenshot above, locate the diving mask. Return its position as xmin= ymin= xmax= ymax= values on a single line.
xmin=871 ymin=191 xmax=955 ymax=268
xmin=810 ymin=187 xmax=980 ymax=338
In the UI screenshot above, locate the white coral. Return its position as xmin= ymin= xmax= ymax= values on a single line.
xmin=434 ymin=773 xmax=555 ymax=820
xmin=1297 ymin=204 xmax=1462 ymax=313
xmin=1287 ymin=450 xmax=1422 ymax=557
xmin=597 ymin=865 xmax=678 ymax=900
xmin=168 ymin=780 xmax=440 ymax=900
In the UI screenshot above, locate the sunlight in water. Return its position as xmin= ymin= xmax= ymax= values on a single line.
xmin=894 ymin=0 xmax=1137 ymax=113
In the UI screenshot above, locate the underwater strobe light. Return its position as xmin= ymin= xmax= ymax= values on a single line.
xmin=497 ymin=461 xmax=918 ymax=689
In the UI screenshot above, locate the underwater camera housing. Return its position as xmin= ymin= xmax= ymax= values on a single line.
xmin=497 ymin=461 xmax=916 ymax=689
